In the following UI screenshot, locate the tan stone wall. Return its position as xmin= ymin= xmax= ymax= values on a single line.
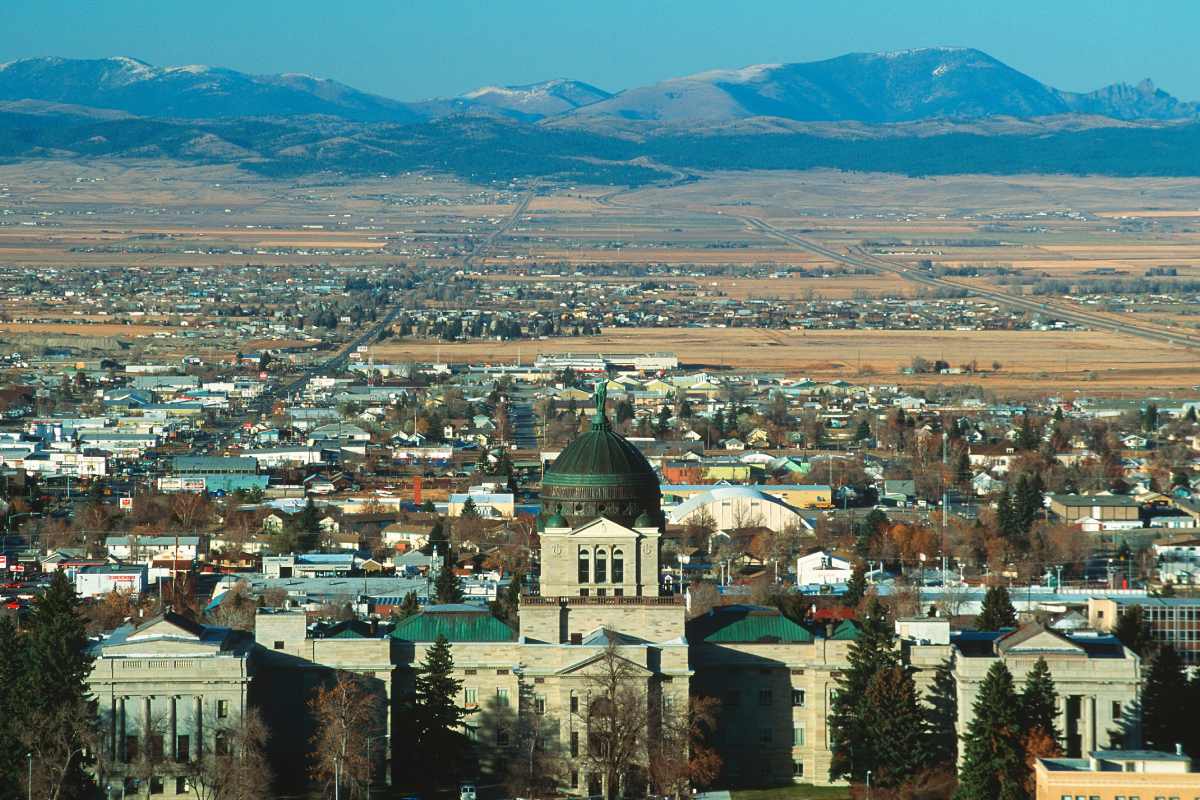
xmin=955 ymin=650 xmax=1142 ymax=757
xmin=519 ymin=599 xmax=685 ymax=644
xmin=690 ymin=639 xmax=854 ymax=787
xmin=88 ymin=655 xmax=252 ymax=797
xmin=1035 ymin=761 xmax=1200 ymax=800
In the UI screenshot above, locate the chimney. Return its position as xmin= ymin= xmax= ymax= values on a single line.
xmin=1177 ymin=743 xmax=1184 ymax=757
xmin=825 ymin=622 xmax=834 ymax=638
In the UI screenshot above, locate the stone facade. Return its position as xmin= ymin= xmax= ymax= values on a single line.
xmin=87 ymin=614 xmax=254 ymax=798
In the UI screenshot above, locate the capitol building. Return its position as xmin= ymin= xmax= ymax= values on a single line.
xmin=88 ymin=395 xmax=1144 ymax=796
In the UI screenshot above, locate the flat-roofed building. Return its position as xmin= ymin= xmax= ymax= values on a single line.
xmin=1088 ymin=596 xmax=1200 ymax=665
xmin=1049 ymin=494 xmax=1141 ymax=524
xmin=1035 ymin=749 xmax=1200 ymax=800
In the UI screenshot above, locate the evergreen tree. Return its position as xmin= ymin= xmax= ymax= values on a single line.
xmin=1017 ymin=414 xmax=1039 ymax=450
xmin=1021 ymin=657 xmax=1061 ymax=744
xmin=975 ymin=585 xmax=1017 ymax=631
xmin=410 ymin=635 xmax=472 ymax=790
xmin=1186 ymin=406 xmax=1198 ymax=424
xmin=293 ymin=496 xmax=321 ymax=552
xmin=423 ymin=519 xmax=449 ymax=556
xmin=1014 ymin=473 xmax=1043 ymax=536
xmin=1113 ymin=605 xmax=1154 ymax=657
xmin=20 ymin=572 xmax=96 ymax=800
xmin=863 ymin=665 xmax=929 ymax=788
xmin=434 ymin=564 xmax=465 ymax=605
xmin=614 ymin=399 xmax=635 ymax=425
xmin=855 ymin=418 xmax=871 ymax=442
xmin=955 ymin=450 xmax=972 ymax=488
xmin=1142 ymin=403 xmax=1159 ymax=433
xmin=925 ymin=658 xmax=958 ymax=768
xmin=1142 ymin=645 xmax=1189 ymax=752
xmin=955 ymin=661 xmax=1027 ymax=800
xmin=829 ymin=596 xmax=898 ymax=781
xmin=843 ymin=561 xmax=867 ymax=608
xmin=996 ymin=487 xmax=1020 ymax=541
xmin=0 ymin=616 xmax=23 ymax=792
xmin=394 ymin=591 xmax=420 ymax=620
xmin=460 ymin=497 xmax=480 ymax=519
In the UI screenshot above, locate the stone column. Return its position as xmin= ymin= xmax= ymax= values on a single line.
xmin=169 ymin=697 xmax=177 ymax=762
xmin=143 ymin=696 xmax=152 ymax=748
xmin=116 ymin=697 xmax=126 ymax=762
xmin=193 ymin=697 xmax=203 ymax=761
xmin=1083 ymin=696 xmax=1096 ymax=753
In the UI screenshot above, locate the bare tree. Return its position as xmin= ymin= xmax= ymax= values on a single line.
xmin=171 ymin=493 xmax=213 ymax=533
xmin=936 ymin=580 xmax=970 ymax=619
xmin=647 ymin=695 xmax=722 ymax=800
xmin=686 ymin=581 xmax=720 ymax=620
xmin=186 ymin=708 xmax=272 ymax=800
xmin=206 ymin=581 xmax=256 ymax=631
xmin=483 ymin=680 xmax=566 ymax=799
xmin=585 ymin=644 xmax=650 ymax=800
xmin=309 ymin=672 xmax=375 ymax=800
xmin=19 ymin=689 xmax=100 ymax=800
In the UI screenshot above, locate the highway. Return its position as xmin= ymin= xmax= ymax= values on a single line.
xmin=738 ymin=215 xmax=1200 ymax=351
xmin=257 ymin=188 xmax=534 ymax=409
xmin=464 ymin=189 xmax=532 ymax=269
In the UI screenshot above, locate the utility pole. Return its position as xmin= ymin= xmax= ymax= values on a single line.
xmin=941 ymin=432 xmax=949 ymax=588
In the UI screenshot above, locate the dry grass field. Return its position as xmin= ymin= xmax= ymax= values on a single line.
xmin=0 ymin=322 xmax=170 ymax=337
xmin=370 ymin=327 xmax=1200 ymax=393
xmin=5 ymin=160 xmax=1200 ymax=394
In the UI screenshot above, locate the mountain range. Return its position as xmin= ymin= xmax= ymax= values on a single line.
xmin=1 ymin=49 xmax=1199 ymax=183
xmin=0 ymin=48 xmax=1195 ymax=126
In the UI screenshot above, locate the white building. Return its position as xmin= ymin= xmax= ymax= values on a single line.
xmin=796 ymin=550 xmax=854 ymax=586
xmin=75 ymin=565 xmax=148 ymax=598
xmin=667 ymin=485 xmax=813 ymax=533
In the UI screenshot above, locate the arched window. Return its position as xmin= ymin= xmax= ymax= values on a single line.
xmin=594 ymin=549 xmax=607 ymax=583
xmin=578 ymin=548 xmax=590 ymax=584
xmin=612 ymin=548 xmax=624 ymax=584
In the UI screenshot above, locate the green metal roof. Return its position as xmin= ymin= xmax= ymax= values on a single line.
xmin=829 ymin=620 xmax=861 ymax=640
xmin=390 ymin=606 xmax=516 ymax=643
xmin=689 ymin=606 xmax=816 ymax=644
xmin=542 ymin=416 xmax=659 ymax=490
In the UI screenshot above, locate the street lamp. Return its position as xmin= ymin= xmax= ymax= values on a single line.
xmin=27 ymin=752 xmax=32 ymax=800
xmin=366 ymin=733 xmax=391 ymax=798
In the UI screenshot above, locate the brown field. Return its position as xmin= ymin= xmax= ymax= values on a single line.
xmin=0 ymin=322 xmax=170 ymax=337
xmin=370 ymin=328 xmax=1200 ymax=393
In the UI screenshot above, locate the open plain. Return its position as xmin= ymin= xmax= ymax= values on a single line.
xmin=2 ymin=160 xmax=1199 ymax=394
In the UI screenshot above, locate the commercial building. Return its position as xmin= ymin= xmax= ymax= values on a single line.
xmin=1088 ymin=596 xmax=1200 ymax=666
xmin=1035 ymin=749 xmax=1200 ymax=800
xmin=75 ymin=564 xmax=148 ymax=599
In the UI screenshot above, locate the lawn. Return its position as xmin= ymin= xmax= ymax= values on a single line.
xmin=731 ymin=785 xmax=852 ymax=800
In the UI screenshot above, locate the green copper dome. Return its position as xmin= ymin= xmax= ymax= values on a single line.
xmin=540 ymin=387 xmax=662 ymax=530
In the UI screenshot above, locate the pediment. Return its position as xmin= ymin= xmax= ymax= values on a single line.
xmin=128 ymin=613 xmax=204 ymax=642
xmin=561 ymin=517 xmax=642 ymax=540
xmin=556 ymin=650 xmax=654 ymax=678
xmin=998 ymin=626 xmax=1084 ymax=655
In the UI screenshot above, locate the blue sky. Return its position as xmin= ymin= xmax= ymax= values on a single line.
xmin=5 ymin=0 xmax=1198 ymax=100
